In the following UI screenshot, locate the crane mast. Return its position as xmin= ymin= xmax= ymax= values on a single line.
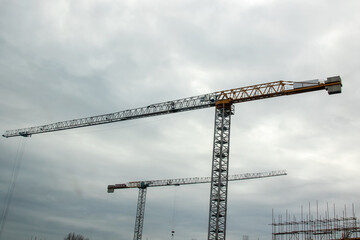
xmin=108 ymin=170 xmax=287 ymax=240
xmin=3 ymin=76 xmax=342 ymax=240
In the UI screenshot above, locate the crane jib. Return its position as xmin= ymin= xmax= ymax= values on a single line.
xmin=107 ymin=170 xmax=287 ymax=191
xmin=2 ymin=77 xmax=341 ymax=138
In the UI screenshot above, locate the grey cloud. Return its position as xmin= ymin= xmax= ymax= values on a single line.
xmin=1 ymin=0 xmax=360 ymax=240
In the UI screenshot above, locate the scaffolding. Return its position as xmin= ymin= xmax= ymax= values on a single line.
xmin=271 ymin=203 xmax=360 ymax=240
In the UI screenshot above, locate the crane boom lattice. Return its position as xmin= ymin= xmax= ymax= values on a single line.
xmin=2 ymin=77 xmax=341 ymax=138
xmin=108 ymin=170 xmax=287 ymax=191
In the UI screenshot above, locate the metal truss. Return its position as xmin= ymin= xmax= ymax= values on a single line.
xmin=134 ymin=187 xmax=147 ymax=240
xmin=108 ymin=170 xmax=287 ymax=191
xmin=2 ymin=78 xmax=341 ymax=138
xmin=208 ymin=106 xmax=233 ymax=240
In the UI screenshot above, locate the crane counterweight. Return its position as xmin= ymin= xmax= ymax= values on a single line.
xmin=325 ymin=76 xmax=342 ymax=94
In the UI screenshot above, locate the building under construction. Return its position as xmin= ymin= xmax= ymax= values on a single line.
xmin=271 ymin=204 xmax=360 ymax=240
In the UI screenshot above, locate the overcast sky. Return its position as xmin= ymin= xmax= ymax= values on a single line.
xmin=1 ymin=0 xmax=360 ymax=240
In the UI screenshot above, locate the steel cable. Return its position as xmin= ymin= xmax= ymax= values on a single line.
xmin=0 ymin=138 xmax=27 ymax=239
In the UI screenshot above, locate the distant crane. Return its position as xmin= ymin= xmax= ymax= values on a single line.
xmin=108 ymin=170 xmax=287 ymax=240
xmin=3 ymin=76 xmax=342 ymax=240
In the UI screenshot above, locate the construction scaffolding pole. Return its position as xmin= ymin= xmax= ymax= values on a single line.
xmin=272 ymin=204 xmax=360 ymax=240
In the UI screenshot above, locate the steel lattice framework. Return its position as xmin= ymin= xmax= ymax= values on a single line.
xmin=4 ymin=76 xmax=342 ymax=240
xmin=108 ymin=170 xmax=287 ymax=191
xmin=108 ymin=170 xmax=287 ymax=240
xmin=208 ymin=106 xmax=232 ymax=240
xmin=271 ymin=205 xmax=360 ymax=240
xmin=2 ymin=78 xmax=341 ymax=138
xmin=134 ymin=187 xmax=147 ymax=240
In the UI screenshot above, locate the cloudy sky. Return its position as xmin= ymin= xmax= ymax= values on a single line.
xmin=1 ymin=0 xmax=360 ymax=240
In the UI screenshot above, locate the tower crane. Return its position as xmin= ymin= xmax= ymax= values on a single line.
xmin=108 ymin=170 xmax=287 ymax=240
xmin=3 ymin=76 xmax=342 ymax=240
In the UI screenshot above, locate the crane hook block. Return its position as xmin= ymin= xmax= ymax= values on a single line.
xmin=325 ymin=76 xmax=342 ymax=95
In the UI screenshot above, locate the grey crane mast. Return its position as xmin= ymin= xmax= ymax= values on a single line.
xmin=134 ymin=186 xmax=147 ymax=240
xmin=108 ymin=170 xmax=287 ymax=240
xmin=3 ymin=76 xmax=342 ymax=240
